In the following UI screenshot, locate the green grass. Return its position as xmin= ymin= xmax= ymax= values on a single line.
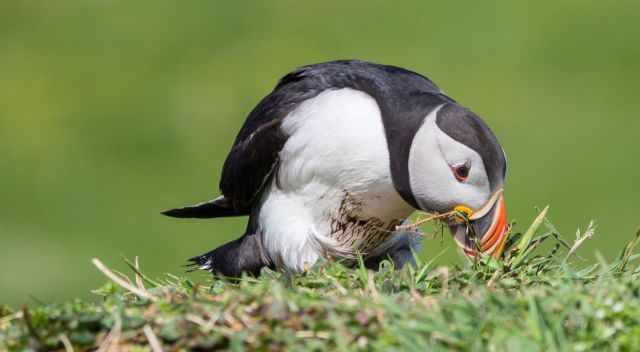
xmin=2 ymin=1 xmax=640 ymax=305
xmin=3 ymin=213 xmax=640 ymax=351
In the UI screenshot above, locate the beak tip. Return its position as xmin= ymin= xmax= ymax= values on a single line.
xmin=459 ymin=195 xmax=508 ymax=259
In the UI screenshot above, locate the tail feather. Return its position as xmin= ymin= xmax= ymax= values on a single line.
xmin=187 ymin=233 xmax=271 ymax=277
xmin=162 ymin=196 xmax=248 ymax=219
xmin=186 ymin=255 xmax=212 ymax=272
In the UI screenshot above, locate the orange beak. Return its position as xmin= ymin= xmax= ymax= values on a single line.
xmin=452 ymin=194 xmax=509 ymax=259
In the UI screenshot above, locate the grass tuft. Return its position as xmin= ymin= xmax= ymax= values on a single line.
xmin=2 ymin=209 xmax=640 ymax=351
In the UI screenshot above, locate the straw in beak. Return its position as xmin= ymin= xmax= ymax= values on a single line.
xmin=450 ymin=192 xmax=508 ymax=259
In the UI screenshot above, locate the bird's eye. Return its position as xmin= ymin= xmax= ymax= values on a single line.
xmin=452 ymin=163 xmax=470 ymax=182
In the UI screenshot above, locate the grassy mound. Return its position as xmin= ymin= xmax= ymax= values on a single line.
xmin=2 ymin=211 xmax=640 ymax=351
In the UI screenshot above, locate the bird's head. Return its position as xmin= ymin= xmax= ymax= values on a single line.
xmin=407 ymin=103 xmax=508 ymax=258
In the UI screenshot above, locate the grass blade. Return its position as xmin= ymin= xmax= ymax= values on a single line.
xmin=512 ymin=206 xmax=549 ymax=266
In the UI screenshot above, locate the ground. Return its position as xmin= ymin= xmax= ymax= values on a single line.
xmin=2 ymin=211 xmax=640 ymax=351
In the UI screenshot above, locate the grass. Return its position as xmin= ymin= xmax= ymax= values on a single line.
xmin=3 ymin=1 xmax=640 ymax=305
xmin=2 ymin=211 xmax=640 ymax=351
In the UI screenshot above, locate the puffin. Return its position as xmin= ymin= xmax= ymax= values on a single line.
xmin=163 ymin=60 xmax=508 ymax=276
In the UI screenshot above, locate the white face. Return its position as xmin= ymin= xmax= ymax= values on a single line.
xmin=408 ymin=105 xmax=491 ymax=213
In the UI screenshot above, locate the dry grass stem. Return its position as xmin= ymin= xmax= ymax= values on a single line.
xmin=97 ymin=315 xmax=121 ymax=352
xmin=395 ymin=210 xmax=460 ymax=231
xmin=565 ymin=221 xmax=596 ymax=261
xmin=143 ymin=324 xmax=164 ymax=352
xmin=92 ymin=258 xmax=157 ymax=301
xmin=295 ymin=330 xmax=331 ymax=339
xmin=134 ymin=256 xmax=150 ymax=296
xmin=59 ymin=334 xmax=74 ymax=352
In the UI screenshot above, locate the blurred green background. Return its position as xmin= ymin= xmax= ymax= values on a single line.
xmin=1 ymin=1 xmax=639 ymax=305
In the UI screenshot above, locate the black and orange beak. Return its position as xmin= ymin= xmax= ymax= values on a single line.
xmin=450 ymin=191 xmax=508 ymax=259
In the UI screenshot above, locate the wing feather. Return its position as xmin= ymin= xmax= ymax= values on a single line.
xmin=218 ymin=60 xmax=446 ymax=212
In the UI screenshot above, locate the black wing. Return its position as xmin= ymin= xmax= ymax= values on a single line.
xmin=218 ymin=64 xmax=331 ymax=212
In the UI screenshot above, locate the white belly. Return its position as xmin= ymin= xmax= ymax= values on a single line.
xmin=257 ymin=88 xmax=415 ymax=272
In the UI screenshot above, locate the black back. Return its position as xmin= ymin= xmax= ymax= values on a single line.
xmin=220 ymin=60 xmax=454 ymax=211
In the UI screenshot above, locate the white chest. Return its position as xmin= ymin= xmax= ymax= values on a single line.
xmin=256 ymin=88 xmax=414 ymax=272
